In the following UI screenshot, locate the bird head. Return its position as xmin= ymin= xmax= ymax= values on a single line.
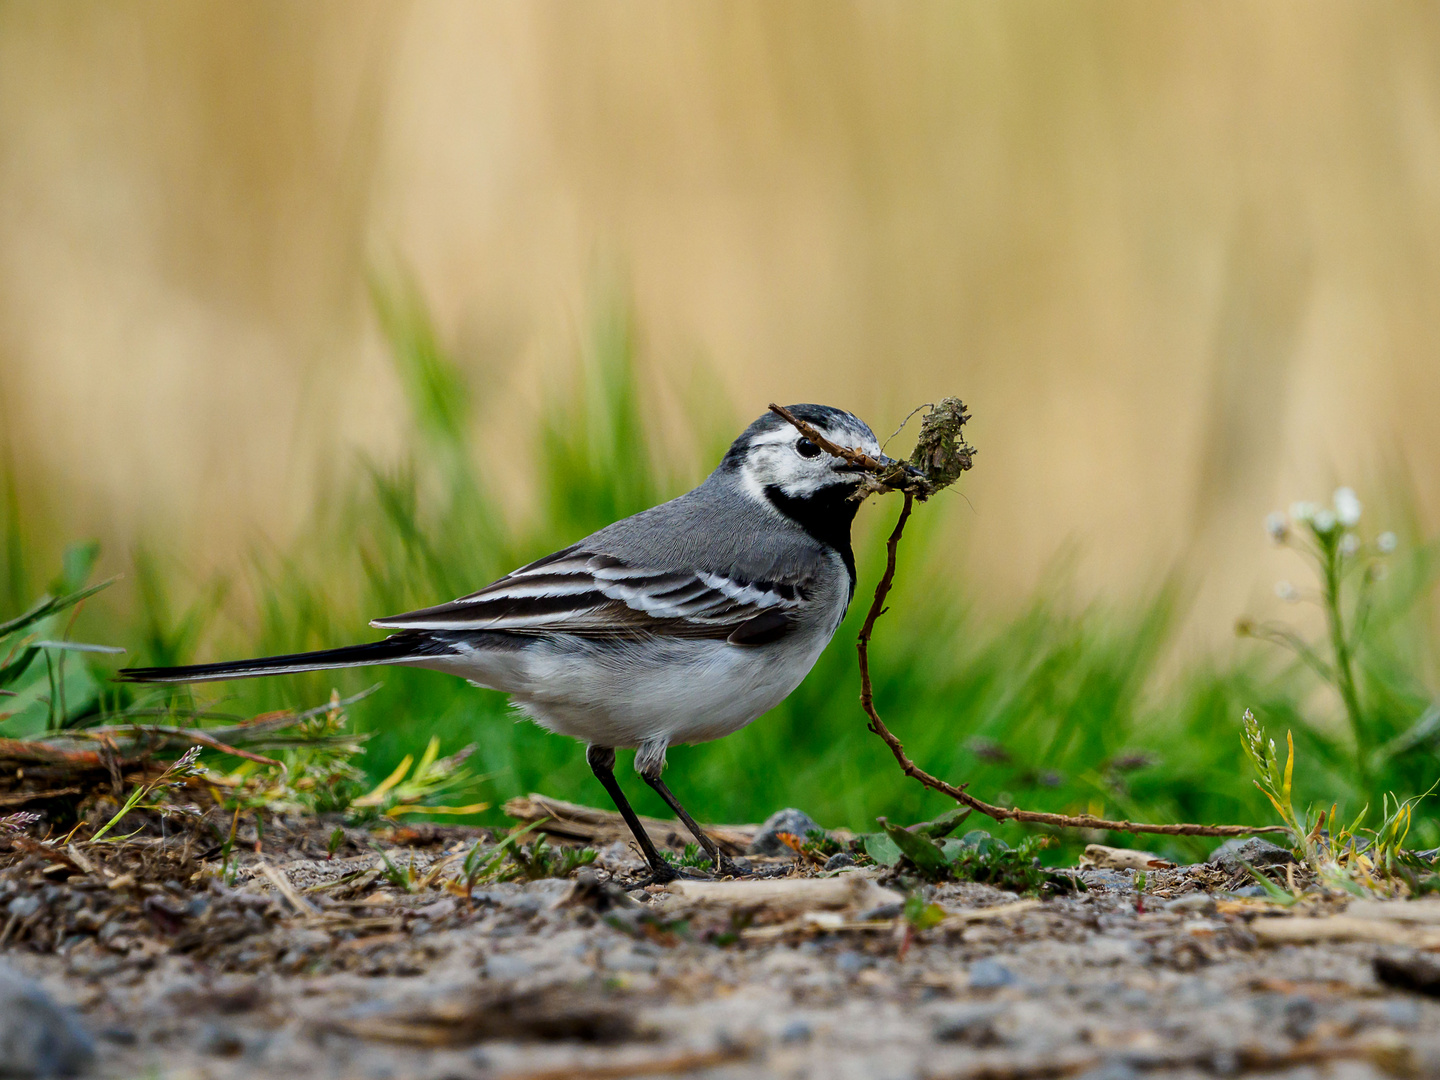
xmin=722 ymin=404 xmax=890 ymax=503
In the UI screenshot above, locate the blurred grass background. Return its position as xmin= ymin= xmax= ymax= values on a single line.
xmin=2 ymin=4 xmax=1439 ymax=856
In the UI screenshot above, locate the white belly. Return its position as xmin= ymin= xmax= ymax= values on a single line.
xmin=412 ymin=630 xmax=832 ymax=751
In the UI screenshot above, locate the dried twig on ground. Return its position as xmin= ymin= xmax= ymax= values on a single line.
xmin=503 ymin=793 xmax=754 ymax=855
xmin=770 ymin=400 xmax=1287 ymax=840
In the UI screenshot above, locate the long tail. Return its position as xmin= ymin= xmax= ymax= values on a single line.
xmin=117 ymin=635 xmax=430 ymax=684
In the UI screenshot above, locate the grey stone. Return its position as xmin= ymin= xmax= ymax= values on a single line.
xmin=0 ymin=962 xmax=94 ymax=1078
xmin=747 ymin=808 xmax=821 ymax=855
xmin=823 ymin=852 xmax=856 ymax=871
xmin=1379 ymin=998 xmax=1422 ymax=1028
xmin=836 ymin=951 xmax=870 ymax=975
xmin=1229 ymin=884 xmax=1269 ymax=898
xmin=778 ymin=1019 xmax=813 ymax=1044
xmin=1077 ymin=869 xmax=1133 ymax=890
xmin=1163 ymin=893 xmax=1217 ymax=915
xmin=860 ymin=902 xmax=905 ymax=922
xmin=6 ymin=895 xmax=40 ymax=919
xmin=1209 ymin=838 xmax=1297 ymax=874
xmin=968 ymin=959 xmax=1017 ymax=989
xmin=1073 ymin=1064 xmax=1140 ymax=1080
xmin=412 ymin=898 xmax=456 ymax=920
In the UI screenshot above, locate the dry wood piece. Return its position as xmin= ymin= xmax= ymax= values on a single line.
xmin=503 ymin=793 xmax=755 ymax=855
xmin=1345 ymin=899 xmax=1440 ymax=924
xmin=495 ymin=1043 xmax=752 ymax=1080
xmin=318 ymin=984 xmax=637 ymax=1046
xmin=921 ymin=1047 xmax=1103 ymax=1080
xmin=1248 ymin=915 xmax=1440 ymax=948
xmin=666 ymin=872 xmax=903 ymax=913
xmin=1079 ymin=845 xmax=1176 ymax=871
xmin=937 ymin=898 xmax=1043 ymax=930
xmin=256 ymin=860 xmax=318 ymax=917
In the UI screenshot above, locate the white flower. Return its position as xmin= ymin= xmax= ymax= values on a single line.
xmin=1289 ymin=501 xmax=1318 ymax=523
xmin=1274 ymin=580 xmax=1299 ymax=602
xmin=1264 ymin=512 xmax=1289 ymax=543
xmin=1333 ymin=487 xmax=1361 ymax=527
xmin=1312 ymin=508 xmax=1338 ymax=534
xmin=1339 ymin=533 xmax=1360 ymax=557
xmin=1378 ymin=531 xmax=1398 ymax=553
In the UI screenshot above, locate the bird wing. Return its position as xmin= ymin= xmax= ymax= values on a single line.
xmin=369 ymin=546 xmax=809 ymax=645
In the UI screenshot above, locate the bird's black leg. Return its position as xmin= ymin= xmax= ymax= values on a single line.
xmin=586 ymin=745 xmax=677 ymax=883
xmin=639 ymin=769 xmax=746 ymax=877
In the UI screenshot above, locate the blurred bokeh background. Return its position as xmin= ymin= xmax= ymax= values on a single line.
xmin=3 ymin=3 xmax=1438 ymax=849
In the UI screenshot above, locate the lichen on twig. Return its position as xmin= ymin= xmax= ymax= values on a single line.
xmin=769 ymin=399 xmax=1285 ymax=840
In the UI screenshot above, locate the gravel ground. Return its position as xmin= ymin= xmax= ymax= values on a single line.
xmin=5 ymin=823 xmax=1440 ymax=1080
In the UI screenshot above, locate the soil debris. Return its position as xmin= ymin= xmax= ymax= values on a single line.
xmin=6 ymin=802 xmax=1440 ymax=1078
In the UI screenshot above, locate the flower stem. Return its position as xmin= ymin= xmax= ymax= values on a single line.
xmin=1322 ymin=536 xmax=1369 ymax=785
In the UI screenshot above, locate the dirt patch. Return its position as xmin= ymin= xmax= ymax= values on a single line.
xmin=4 ymin=814 xmax=1440 ymax=1079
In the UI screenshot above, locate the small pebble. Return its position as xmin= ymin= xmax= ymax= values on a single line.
xmin=748 ymin=808 xmax=822 ymax=856
xmin=836 ymin=951 xmax=870 ymax=975
xmin=1163 ymin=893 xmax=1217 ymax=915
xmin=1210 ymin=838 xmax=1296 ymax=874
xmin=1074 ymin=1063 xmax=1140 ymax=1080
xmin=778 ymin=1019 xmax=813 ymax=1044
xmin=968 ymin=959 xmax=1016 ymax=989
xmin=823 ymin=852 xmax=856 ymax=871
xmin=0 ymin=961 xmax=95 ymax=1078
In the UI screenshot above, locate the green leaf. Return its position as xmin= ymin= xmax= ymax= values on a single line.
xmin=57 ymin=541 xmax=100 ymax=596
xmin=0 ymin=579 xmax=115 ymax=641
xmin=913 ymin=806 xmax=973 ymax=840
xmin=879 ymin=817 xmax=950 ymax=879
xmin=861 ymin=832 xmax=902 ymax=867
xmin=903 ymin=893 xmax=946 ymax=930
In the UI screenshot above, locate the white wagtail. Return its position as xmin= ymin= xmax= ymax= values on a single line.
xmin=121 ymin=404 xmax=895 ymax=881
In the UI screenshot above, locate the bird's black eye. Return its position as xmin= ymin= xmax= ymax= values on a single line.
xmin=795 ymin=438 xmax=822 ymax=459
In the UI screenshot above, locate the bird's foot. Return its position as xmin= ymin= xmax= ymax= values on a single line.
xmin=634 ymin=861 xmax=706 ymax=887
xmin=636 ymin=859 xmax=752 ymax=887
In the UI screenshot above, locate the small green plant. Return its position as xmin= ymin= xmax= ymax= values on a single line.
xmin=860 ymin=809 xmax=1055 ymax=893
xmin=0 ymin=566 xmax=118 ymax=736
xmin=903 ymin=892 xmax=946 ymax=931
xmin=666 ymin=843 xmax=712 ymax=869
xmin=441 ymin=825 xmax=592 ymax=893
xmin=1242 ymin=707 xmax=1437 ymax=896
xmin=0 ymin=811 xmax=41 ymax=834
xmin=88 ymin=745 xmax=205 ymax=843
xmin=451 ymin=838 xmax=504 ymax=902
xmin=327 ymin=826 xmax=346 ymax=859
xmin=350 ymin=735 xmax=488 ymax=819
xmin=1241 ymin=708 xmax=1307 ymax=856
xmin=1240 ymin=490 xmax=1399 ymax=786
xmin=372 ymin=844 xmax=421 ymax=892
xmin=505 ymin=835 xmax=597 ymax=881
xmin=946 ymin=831 xmax=1055 ymax=893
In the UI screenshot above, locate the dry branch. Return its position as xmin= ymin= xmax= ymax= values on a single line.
xmin=503 ymin=793 xmax=755 ymax=855
xmin=770 ymin=401 xmax=1288 ymax=840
